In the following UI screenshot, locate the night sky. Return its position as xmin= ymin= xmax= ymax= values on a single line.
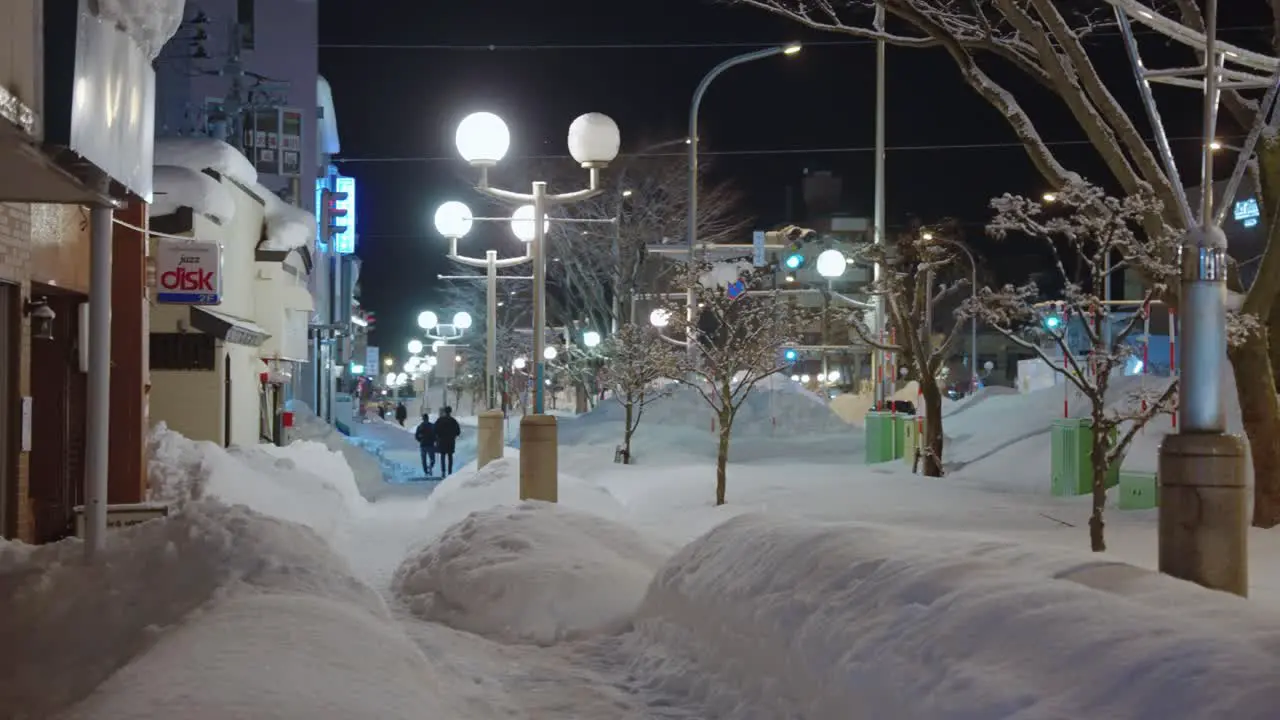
xmin=319 ymin=0 xmax=1271 ymax=357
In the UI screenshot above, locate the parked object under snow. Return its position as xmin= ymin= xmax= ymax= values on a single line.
xmin=150 ymin=165 xmax=235 ymax=223
xmin=154 ymin=138 xmax=258 ymax=187
xmin=257 ymin=185 xmax=317 ymax=251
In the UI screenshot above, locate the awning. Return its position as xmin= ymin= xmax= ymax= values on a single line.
xmin=0 ymin=120 xmax=110 ymax=204
xmin=189 ymin=307 xmax=271 ymax=347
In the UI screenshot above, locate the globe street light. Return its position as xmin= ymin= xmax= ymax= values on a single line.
xmin=543 ymin=346 xmax=559 ymax=361
xmin=816 ymin=249 xmax=847 ymax=279
xmin=514 ymin=356 xmax=527 ymax=370
xmin=433 ymin=201 xmax=474 ymax=241
xmin=457 ymin=110 xmax=620 ymax=418
xmin=453 ymin=311 xmax=473 ymax=330
xmin=582 ymin=330 xmax=602 ymax=348
xmin=510 ymin=204 xmax=550 ymax=243
xmin=649 ymin=308 xmax=671 ymax=328
xmin=418 ymin=310 xmax=439 ymax=330
xmin=407 ymin=339 xmax=424 ymax=355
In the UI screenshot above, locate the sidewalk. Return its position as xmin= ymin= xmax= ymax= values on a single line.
xmin=347 ymin=415 xmax=479 ymax=483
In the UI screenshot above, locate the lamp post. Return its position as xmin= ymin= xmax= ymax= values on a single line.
xmin=924 ymin=232 xmax=979 ymax=394
xmin=687 ymin=44 xmax=801 ymax=363
xmin=455 ymin=110 xmax=621 ymax=502
xmin=815 ymin=248 xmax=847 ymax=393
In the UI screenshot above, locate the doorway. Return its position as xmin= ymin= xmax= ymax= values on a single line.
xmin=28 ymin=288 xmax=86 ymax=543
xmin=224 ymin=353 xmax=232 ymax=447
xmin=0 ymin=283 xmax=18 ymax=538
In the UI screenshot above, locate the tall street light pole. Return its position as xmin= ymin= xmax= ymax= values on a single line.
xmin=927 ymin=232 xmax=979 ymax=393
xmin=455 ymin=111 xmax=621 ymax=500
xmin=687 ymin=44 xmax=801 ymax=363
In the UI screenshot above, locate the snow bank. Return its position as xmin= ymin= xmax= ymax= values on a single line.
xmin=151 ymin=165 xmax=236 ymax=222
xmin=96 ymin=0 xmax=183 ymax=59
xmin=283 ymin=401 xmax=388 ymax=501
xmin=64 ymin=592 xmax=467 ymax=719
xmin=0 ymin=501 xmax=383 ymax=718
xmin=147 ymin=424 xmax=366 ymax=542
xmin=154 ymin=137 xmax=258 ymax=187
xmin=422 ymin=453 xmax=624 ymax=537
xmin=259 ymin=183 xmax=317 ymax=251
xmin=625 ymin=515 xmax=1280 ymax=719
xmin=393 ymin=503 xmax=667 ymax=646
xmin=583 ymin=382 xmax=850 ymax=438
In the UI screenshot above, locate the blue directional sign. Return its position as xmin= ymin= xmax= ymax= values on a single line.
xmin=726 ymin=279 xmax=746 ymax=300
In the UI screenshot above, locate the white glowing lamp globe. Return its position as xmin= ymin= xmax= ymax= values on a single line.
xmin=431 ymin=340 xmax=443 ymax=352
xmin=827 ymin=370 xmax=841 ymax=382
xmin=452 ymin=311 xmax=473 ymax=330
xmin=433 ymin=201 xmax=473 ymax=239
xmin=385 ymin=372 xmax=397 ymax=386
xmin=510 ymin=204 xmax=550 ymax=242
xmin=567 ymin=112 xmax=621 ymax=168
xmin=649 ymin=308 xmax=671 ymax=328
xmin=790 ymin=374 xmax=800 ymax=382
xmin=418 ymin=310 xmax=439 ymax=330
xmin=403 ymin=360 xmax=417 ymax=373
xmin=582 ymin=330 xmax=602 ymax=348
xmin=427 ymin=355 xmax=438 ymax=367
xmin=455 ymin=111 xmax=509 ymax=166
xmin=395 ymin=372 xmax=407 ymax=385
xmin=514 ymin=356 xmax=527 ymax=370
xmin=543 ymin=346 xmax=559 ymax=361
xmin=800 ymin=374 xmax=811 ymax=383
xmin=407 ymin=339 xmax=424 ymax=355
xmin=816 ymin=249 xmax=847 ymax=278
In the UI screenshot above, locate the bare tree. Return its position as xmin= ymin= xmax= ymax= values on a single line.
xmin=848 ymin=219 xmax=971 ymax=476
xmin=966 ymin=181 xmax=1182 ymax=551
xmin=660 ymin=261 xmax=829 ymax=505
xmin=735 ymin=0 xmax=1280 ymax=527
xmin=601 ymin=323 xmax=680 ymax=463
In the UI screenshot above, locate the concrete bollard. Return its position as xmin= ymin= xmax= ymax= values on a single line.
xmin=519 ymin=414 xmax=558 ymax=503
xmin=1158 ymin=432 xmax=1250 ymax=597
xmin=476 ymin=410 xmax=505 ymax=470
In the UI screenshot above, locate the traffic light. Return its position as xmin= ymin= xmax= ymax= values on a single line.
xmin=320 ymin=188 xmax=350 ymax=251
xmin=784 ymin=251 xmax=805 ymax=270
xmin=783 ymin=348 xmax=799 ymax=362
xmin=1042 ymin=303 xmax=1064 ymax=331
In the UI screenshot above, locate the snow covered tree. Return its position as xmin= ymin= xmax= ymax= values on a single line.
xmin=659 ymin=260 xmax=828 ymax=505
xmin=965 ymin=181 xmax=1181 ymax=552
xmin=734 ymin=0 xmax=1280 ymax=527
xmin=847 ymin=219 xmax=972 ymax=477
xmin=601 ymin=323 xmax=680 ymax=464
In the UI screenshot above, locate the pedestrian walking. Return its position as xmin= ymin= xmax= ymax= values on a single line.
xmin=414 ymin=413 xmax=437 ymax=477
xmin=434 ymin=406 xmax=462 ymax=477
xmin=395 ymin=402 xmax=408 ymax=427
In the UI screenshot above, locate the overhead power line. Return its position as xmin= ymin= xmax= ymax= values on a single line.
xmin=335 ymin=135 xmax=1234 ymax=164
xmin=319 ymin=25 xmax=1266 ymax=50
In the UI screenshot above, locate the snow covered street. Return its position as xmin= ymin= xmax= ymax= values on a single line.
xmin=5 ymin=383 xmax=1280 ymax=718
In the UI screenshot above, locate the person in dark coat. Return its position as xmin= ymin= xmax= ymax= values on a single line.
xmin=394 ymin=402 xmax=408 ymax=426
xmin=414 ymin=413 xmax=436 ymax=477
xmin=433 ymin=406 xmax=462 ymax=477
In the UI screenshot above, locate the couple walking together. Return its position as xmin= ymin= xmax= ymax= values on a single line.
xmin=415 ymin=407 xmax=462 ymax=478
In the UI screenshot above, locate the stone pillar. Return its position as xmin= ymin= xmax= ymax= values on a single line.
xmin=519 ymin=414 xmax=557 ymax=502
xmin=476 ymin=409 xmax=505 ymax=470
xmin=1158 ymin=433 xmax=1250 ymax=597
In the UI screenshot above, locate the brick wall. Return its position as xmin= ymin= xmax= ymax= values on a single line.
xmin=0 ymin=202 xmax=33 ymax=541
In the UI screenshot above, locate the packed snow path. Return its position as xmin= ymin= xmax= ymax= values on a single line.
xmin=337 ymin=418 xmax=697 ymax=718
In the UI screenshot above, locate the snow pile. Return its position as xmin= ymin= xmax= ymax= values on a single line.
xmin=96 ymin=0 xmax=183 ymax=59
xmin=393 ymin=503 xmax=668 ymax=645
xmin=284 ymin=401 xmax=388 ymax=501
xmin=582 ymin=382 xmax=850 ymax=437
xmin=0 ymin=501 xmax=384 ymax=718
xmin=154 ymin=137 xmax=258 ymax=187
xmin=151 ymin=165 xmax=236 ymax=222
xmin=624 ymin=514 xmax=1280 ymax=719
xmin=422 ymin=453 xmax=624 ymax=537
xmin=699 ymin=259 xmax=753 ymax=288
xmin=258 ymin=183 xmax=317 ymax=251
xmin=147 ymin=424 xmax=366 ymax=542
xmin=828 ymin=381 xmax=925 ymax=426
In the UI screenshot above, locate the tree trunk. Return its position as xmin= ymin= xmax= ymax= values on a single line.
xmin=575 ymin=384 xmax=588 ymax=414
xmin=623 ymin=399 xmax=635 ymax=465
xmin=1228 ymin=329 xmax=1280 ymax=527
xmin=921 ymin=377 xmax=946 ymax=477
xmin=715 ymin=420 xmax=732 ymax=506
xmin=1089 ymin=423 xmax=1109 ymax=552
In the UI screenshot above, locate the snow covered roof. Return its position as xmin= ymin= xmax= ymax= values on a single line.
xmin=95 ymin=0 xmax=184 ymax=60
xmin=317 ymin=76 xmax=341 ymax=157
xmin=151 ymin=165 xmax=236 ymax=223
xmin=256 ymin=184 xmax=317 ymax=252
xmin=154 ymin=138 xmax=259 ymax=188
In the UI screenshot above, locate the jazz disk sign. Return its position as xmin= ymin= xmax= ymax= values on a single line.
xmin=155 ymin=239 xmax=222 ymax=305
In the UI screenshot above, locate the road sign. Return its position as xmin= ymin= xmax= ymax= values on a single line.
xmin=726 ymin=279 xmax=746 ymax=300
xmin=752 ymin=230 xmax=766 ymax=267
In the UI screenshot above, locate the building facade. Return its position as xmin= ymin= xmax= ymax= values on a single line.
xmin=1 ymin=0 xmax=173 ymax=542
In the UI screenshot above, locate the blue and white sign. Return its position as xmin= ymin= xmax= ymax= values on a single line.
xmin=726 ymin=278 xmax=747 ymax=300
xmin=752 ymin=230 xmax=766 ymax=267
xmin=333 ymin=175 xmax=357 ymax=254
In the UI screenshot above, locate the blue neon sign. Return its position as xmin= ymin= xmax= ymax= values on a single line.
xmin=1234 ymin=197 xmax=1260 ymax=222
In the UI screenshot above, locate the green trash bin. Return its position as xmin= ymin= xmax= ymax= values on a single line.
xmin=903 ymin=417 xmax=920 ymax=467
xmin=1119 ymin=470 xmax=1159 ymax=510
xmin=1050 ymin=418 xmax=1120 ymax=496
xmin=865 ymin=412 xmax=908 ymax=463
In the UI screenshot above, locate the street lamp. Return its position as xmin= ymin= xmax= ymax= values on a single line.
xmin=582 ymin=330 xmax=602 ymax=348
xmin=543 ymin=346 xmax=559 ymax=361
xmin=435 ymin=200 xmax=533 ymax=413
xmin=407 ymin=339 xmax=424 ymax=355
xmin=514 ymin=356 xmax=527 ymax=370
xmin=418 ymin=310 xmax=439 ymax=331
xmin=649 ymin=308 xmax=671 ymax=328
xmin=453 ymin=311 xmax=473 ymax=330
xmin=929 ymin=235 xmax=980 ymax=395
xmin=687 ymin=44 xmax=802 ymax=366
xmin=816 ymin=248 xmax=846 ymax=389
xmin=456 ymin=110 xmax=620 ymax=418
